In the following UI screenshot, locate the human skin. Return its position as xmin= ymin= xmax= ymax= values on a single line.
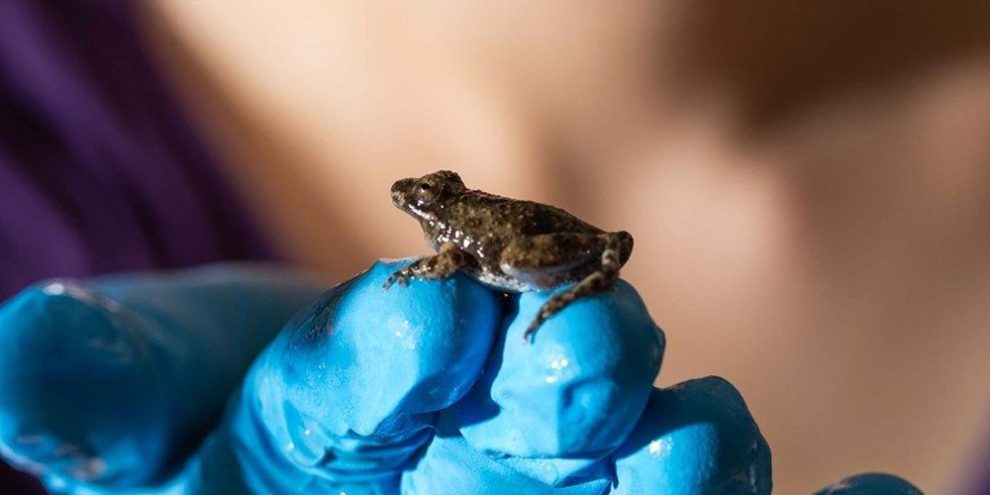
xmin=139 ymin=2 xmax=990 ymax=492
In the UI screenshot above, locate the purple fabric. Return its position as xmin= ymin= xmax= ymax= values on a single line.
xmin=0 ymin=0 xmax=273 ymax=300
xmin=976 ymin=455 xmax=990 ymax=495
xmin=0 ymin=0 xmax=274 ymax=492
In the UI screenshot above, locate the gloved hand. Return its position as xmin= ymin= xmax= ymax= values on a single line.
xmin=0 ymin=261 xmax=923 ymax=494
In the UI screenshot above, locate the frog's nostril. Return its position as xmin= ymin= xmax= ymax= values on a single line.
xmin=391 ymin=179 xmax=412 ymax=206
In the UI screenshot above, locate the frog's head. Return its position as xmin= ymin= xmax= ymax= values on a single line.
xmin=391 ymin=170 xmax=466 ymax=221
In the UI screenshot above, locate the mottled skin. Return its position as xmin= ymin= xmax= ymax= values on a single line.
xmin=385 ymin=170 xmax=633 ymax=341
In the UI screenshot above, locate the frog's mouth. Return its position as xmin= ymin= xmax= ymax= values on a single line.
xmin=390 ymin=178 xmax=413 ymax=208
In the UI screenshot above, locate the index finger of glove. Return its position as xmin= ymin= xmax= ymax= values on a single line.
xmin=209 ymin=259 xmax=500 ymax=493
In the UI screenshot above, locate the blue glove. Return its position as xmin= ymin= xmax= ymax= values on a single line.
xmin=0 ymin=261 xmax=923 ymax=494
xmin=810 ymin=474 xmax=924 ymax=495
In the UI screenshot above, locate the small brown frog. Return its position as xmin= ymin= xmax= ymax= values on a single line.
xmin=385 ymin=170 xmax=633 ymax=341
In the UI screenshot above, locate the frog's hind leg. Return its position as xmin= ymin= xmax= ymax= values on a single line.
xmin=384 ymin=242 xmax=472 ymax=288
xmin=522 ymin=231 xmax=633 ymax=342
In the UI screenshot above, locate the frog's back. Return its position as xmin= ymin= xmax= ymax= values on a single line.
xmin=449 ymin=192 xmax=603 ymax=237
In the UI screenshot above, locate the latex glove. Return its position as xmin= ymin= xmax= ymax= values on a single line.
xmin=0 ymin=261 xmax=923 ymax=494
xmin=0 ymin=265 xmax=326 ymax=492
xmin=811 ymin=474 xmax=924 ymax=495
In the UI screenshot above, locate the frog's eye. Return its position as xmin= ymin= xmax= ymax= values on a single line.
xmin=414 ymin=180 xmax=439 ymax=205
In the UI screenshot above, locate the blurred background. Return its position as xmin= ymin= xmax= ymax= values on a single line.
xmin=2 ymin=1 xmax=989 ymax=493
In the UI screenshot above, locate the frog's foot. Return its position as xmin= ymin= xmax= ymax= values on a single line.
xmin=523 ymin=232 xmax=631 ymax=342
xmin=383 ymin=269 xmax=413 ymax=289
xmin=383 ymin=243 xmax=470 ymax=289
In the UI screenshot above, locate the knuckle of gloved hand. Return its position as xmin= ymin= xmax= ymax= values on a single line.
xmin=810 ymin=473 xmax=924 ymax=495
xmin=0 ymin=281 xmax=167 ymax=488
xmin=611 ymin=376 xmax=773 ymax=495
xmin=400 ymin=424 xmax=613 ymax=495
xmin=408 ymin=280 xmax=665 ymax=491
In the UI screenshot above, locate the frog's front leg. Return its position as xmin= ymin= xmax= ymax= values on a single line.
xmin=383 ymin=242 xmax=471 ymax=289
xmin=500 ymin=232 xmax=633 ymax=342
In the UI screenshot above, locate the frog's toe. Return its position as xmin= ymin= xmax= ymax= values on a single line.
xmin=383 ymin=271 xmax=408 ymax=289
xmin=522 ymin=319 xmax=542 ymax=343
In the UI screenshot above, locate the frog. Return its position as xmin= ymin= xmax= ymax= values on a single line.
xmin=385 ymin=170 xmax=633 ymax=342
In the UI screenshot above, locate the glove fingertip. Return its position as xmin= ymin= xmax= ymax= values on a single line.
xmin=612 ymin=377 xmax=772 ymax=495
xmin=811 ymin=473 xmax=924 ymax=495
